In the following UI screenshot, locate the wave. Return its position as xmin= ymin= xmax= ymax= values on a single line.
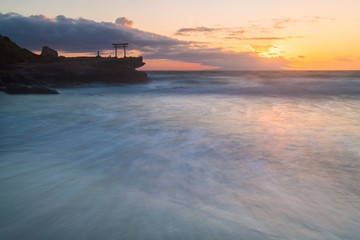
xmin=145 ymin=70 xmax=360 ymax=97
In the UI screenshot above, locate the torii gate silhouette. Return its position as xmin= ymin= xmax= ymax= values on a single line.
xmin=112 ymin=43 xmax=128 ymax=58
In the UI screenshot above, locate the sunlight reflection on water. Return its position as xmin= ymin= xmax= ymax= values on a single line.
xmin=1 ymin=71 xmax=360 ymax=239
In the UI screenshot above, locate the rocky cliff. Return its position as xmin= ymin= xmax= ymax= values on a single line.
xmin=0 ymin=35 xmax=40 ymax=65
xmin=0 ymin=34 xmax=149 ymax=93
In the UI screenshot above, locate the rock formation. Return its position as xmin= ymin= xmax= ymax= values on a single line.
xmin=0 ymin=35 xmax=40 ymax=65
xmin=0 ymin=34 xmax=149 ymax=94
xmin=40 ymin=46 xmax=58 ymax=59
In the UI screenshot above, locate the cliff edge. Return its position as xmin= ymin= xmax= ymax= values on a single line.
xmin=0 ymin=34 xmax=149 ymax=93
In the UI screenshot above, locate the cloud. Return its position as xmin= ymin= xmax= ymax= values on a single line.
xmin=311 ymin=16 xmax=336 ymax=21
xmin=175 ymin=27 xmax=221 ymax=35
xmin=175 ymin=26 xmax=250 ymax=39
xmin=226 ymin=36 xmax=302 ymax=41
xmin=273 ymin=18 xmax=293 ymax=29
xmin=272 ymin=16 xmax=336 ymax=29
xmin=175 ymin=16 xmax=335 ymax=40
xmin=143 ymin=46 xmax=289 ymax=70
xmin=227 ymin=29 xmax=247 ymax=36
xmin=115 ymin=17 xmax=134 ymax=27
xmin=0 ymin=12 xmax=182 ymax=53
xmin=335 ymin=56 xmax=353 ymax=62
xmin=0 ymin=12 xmax=289 ymax=70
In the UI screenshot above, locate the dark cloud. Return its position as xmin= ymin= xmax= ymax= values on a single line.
xmin=0 ymin=12 xmax=182 ymax=53
xmin=0 ymin=12 xmax=289 ymax=69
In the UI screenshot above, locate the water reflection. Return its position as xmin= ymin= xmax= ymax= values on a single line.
xmin=1 ymin=75 xmax=360 ymax=239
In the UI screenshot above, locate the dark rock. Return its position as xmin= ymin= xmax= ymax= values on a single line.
xmin=0 ymin=34 xmax=149 ymax=86
xmin=0 ymin=59 xmax=149 ymax=87
xmin=0 ymin=77 xmax=5 ymax=91
xmin=122 ymin=56 xmax=145 ymax=69
xmin=4 ymin=84 xmax=59 ymax=94
xmin=0 ymin=34 xmax=40 ymax=65
xmin=41 ymin=46 xmax=58 ymax=59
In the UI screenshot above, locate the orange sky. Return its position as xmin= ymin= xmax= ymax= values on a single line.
xmin=2 ymin=0 xmax=360 ymax=70
xmin=170 ymin=15 xmax=360 ymax=70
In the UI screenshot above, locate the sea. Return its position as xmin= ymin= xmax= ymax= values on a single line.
xmin=0 ymin=71 xmax=360 ymax=240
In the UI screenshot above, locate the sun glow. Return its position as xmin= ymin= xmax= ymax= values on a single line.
xmin=258 ymin=46 xmax=281 ymax=58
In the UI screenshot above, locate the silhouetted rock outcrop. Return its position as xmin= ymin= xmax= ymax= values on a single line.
xmin=0 ymin=34 xmax=149 ymax=93
xmin=41 ymin=46 xmax=58 ymax=59
xmin=0 ymin=34 xmax=40 ymax=65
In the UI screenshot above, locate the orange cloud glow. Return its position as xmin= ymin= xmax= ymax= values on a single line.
xmin=40 ymin=14 xmax=54 ymax=22
xmin=115 ymin=17 xmax=134 ymax=27
xmin=140 ymin=59 xmax=219 ymax=71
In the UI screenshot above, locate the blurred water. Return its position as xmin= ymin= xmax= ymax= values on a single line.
xmin=1 ymin=71 xmax=360 ymax=239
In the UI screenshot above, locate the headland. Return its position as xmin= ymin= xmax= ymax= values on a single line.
xmin=0 ymin=34 xmax=149 ymax=94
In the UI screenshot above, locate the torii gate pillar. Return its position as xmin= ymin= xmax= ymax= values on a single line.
xmin=112 ymin=43 xmax=128 ymax=58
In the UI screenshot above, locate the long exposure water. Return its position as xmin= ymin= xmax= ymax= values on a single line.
xmin=1 ymin=71 xmax=360 ymax=239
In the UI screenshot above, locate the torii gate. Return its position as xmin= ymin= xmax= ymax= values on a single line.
xmin=112 ymin=43 xmax=128 ymax=58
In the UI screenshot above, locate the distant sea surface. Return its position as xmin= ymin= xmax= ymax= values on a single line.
xmin=1 ymin=71 xmax=360 ymax=240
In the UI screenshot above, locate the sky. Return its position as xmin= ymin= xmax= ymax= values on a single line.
xmin=1 ymin=0 xmax=360 ymax=70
